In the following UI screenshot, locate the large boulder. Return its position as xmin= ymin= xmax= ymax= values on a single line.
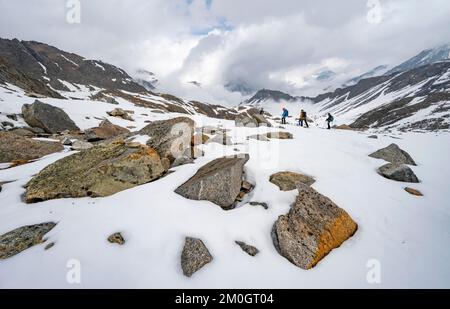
xmin=235 ymin=115 xmax=258 ymax=128
xmin=252 ymin=114 xmax=272 ymax=127
xmin=22 ymin=100 xmax=80 ymax=134
xmin=141 ymin=117 xmax=195 ymax=163
xmin=272 ymin=184 xmax=357 ymax=270
xmin=369 ymin=144 xmax=416 ymax=166
xmin=175 ymin=154 xmax=250 ymax=210
xmin=0 ymin=222 xmax=56 ymax=259
xmin=378 ymin=163 xmax=419 ymax=183
xmin=84 ymin=119 xmax=130 ymax=142
xmin=181 ymin=237 xmax=213 ymax=277
xmin=0 ymin=132 xmax=64 ymax=163
xmin=107 ymin=108 xmax=134 ymax=121
xmin=270 ymin=171 xmax=315 ymax=191
xmin=25 ymin=142 xmax=166 ymax=203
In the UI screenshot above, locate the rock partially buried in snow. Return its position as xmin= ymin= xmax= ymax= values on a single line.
xmin=378 ymin=163 xmax=419 ymax=183
xmin=175 ymin=154 xmax=250 ymax=210
xmin=22 ymin=100 xmax=80 ymax=134
xmin=252 ymin=114 xmax=272 ymax=127
xmin=25 ymin=142 xmax=166 ymax=203
xmin=272 ymin=184 xmax=357 ymax=269
xmin=266 ymin=132 xmax=293 ymax=139
xmin=85 ymin=119 xmax=130 ymax=142
xmin=235 ymin=241 xmax=259 ymax=257
xmin=405 ymin=187 xmax=423 ymax=196
xmin=0 ymin=222 xmax=56 ymax=259
xmin=270 ymin=171 xmax=315 ymax=191
xmin=107 ymin=108 xmax=134 ymax=121
xmin=181 ymin=237 xmax=213 ymax=277
xmin=0 ymin=132 xmax=64 ymax=163
xmin=108 ymin=232 xmax=125 ymax=245
xmin=369 ymin=143 xmax=416 ymax=166
xmin=141 ymin=117 xmax=195 ymax=163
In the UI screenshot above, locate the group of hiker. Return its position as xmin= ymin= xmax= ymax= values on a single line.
xmin=279 ymin=107 xmax=334 ymax=129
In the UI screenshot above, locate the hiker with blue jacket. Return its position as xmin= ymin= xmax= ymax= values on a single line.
xmin=281 ymin=108 xmax=289 ymax=124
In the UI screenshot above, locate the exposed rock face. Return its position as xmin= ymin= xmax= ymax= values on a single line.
xmin=270 ymin=171 xmax=315 ymax=191
xmin=108 ymin=232 xmax=125 ymax=245
xmin=405 ymin=187 xmax=423 ymax=196
xmin=369 ymin=144 xmax=416 ymax=166
xmin=272 ymin=184 xmax=357 ymax=270
xmin=22 ymin=100 xmax=80 ymax=134
xmin=252 ymin=114 xmax=272 ymax=127
xmin=0 ymin=222 xmax=56 ymax=259
xmin=0 ymin=132 xmax=63 ymax=163
xmin=378 ymin=163 xmax=419 ymax=183
xmin=84 ymin=120 xmax=130 ymax=142
xmin=141 ymin=117 xmax=195 ymax=163
xmin=107 ymin=108 xmax=134 ymax=121
xmin=175 ymin=154 xmax=250 ymax=210
xmin=235 ymin=241 xmax=259 ymax=257
xmin=25 ymin=142 xmax=166 ymax=203
xmin=181 ymin=237 xmax=213 ymax=277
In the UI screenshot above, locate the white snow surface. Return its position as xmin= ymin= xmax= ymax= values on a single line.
xmin=0 ymin=84 xmax=449 ymax=289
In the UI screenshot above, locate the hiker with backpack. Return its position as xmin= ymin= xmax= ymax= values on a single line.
xmin=281 ymin=108 xmax=289 ymax=124
xmin=326 ymin=113 xmax=334 ymax=129
xmin=299 ymin=109 xmax=309 ymax=128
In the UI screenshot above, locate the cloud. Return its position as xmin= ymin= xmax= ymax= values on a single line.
xmin=1 ymin=0 xmax=450 ymax=104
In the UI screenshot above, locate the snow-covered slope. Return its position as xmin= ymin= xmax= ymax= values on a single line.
xmin=0 ymin=84 xmax=449 ymax=288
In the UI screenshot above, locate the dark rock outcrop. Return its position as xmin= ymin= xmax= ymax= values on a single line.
xmin=369 ymin=144 xmax=416 ymax=166
xmin=22 ymin=100 xmax=79 ymax=134
xmin=272 ymin=184 xmax=357 ymax=269
xmin=378 ymin=163 xmax=419 ymax=183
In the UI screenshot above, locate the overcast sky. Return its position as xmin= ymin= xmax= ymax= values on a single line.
xmin=1 ymin=0 xmax=450 ymax=104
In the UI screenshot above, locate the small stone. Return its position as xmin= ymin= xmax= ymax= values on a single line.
xmin=241 ymin=180 xmax=253 ymax=191
xmin=44 ymin=242 xmax=55 ymax=250
xmin=249 ymin=202 xmax=269 ymax=209
xmin=181 ymin=237 xmax=213 ymax=277
xmin=368 ymin=135 xmax=378 ymax=139
xmin=235 ymin=241 xmax=259 ymax=257
xmin=108 ymin=233 xmax=125 ymax=245
xmin=405 ymin=187 xmax=423 ymax=196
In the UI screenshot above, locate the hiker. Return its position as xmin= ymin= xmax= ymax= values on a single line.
xmin=259 ymin=108 xmax=265 ymax=115
xmin=299 ymin=109 xmax=309 ymax=128
xmin=326 ymin=113 xmax=334 ymax=129
xmin=281 ymin=108 xmax=289 ymax=124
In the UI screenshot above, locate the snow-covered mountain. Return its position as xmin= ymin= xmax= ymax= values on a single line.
xmin=133 ymin=69 xmax=158 ymax=91
xmin=243 ymin=89 xmax=300 ymax=105
xmin=343 ymin=65 xmax=389 ymax=87
xmin=386 ymin=44 xmax=450 ymax=75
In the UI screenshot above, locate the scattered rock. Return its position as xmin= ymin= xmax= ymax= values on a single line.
xmin=44 ymin=242 xmax=55 ymax=250
xmin=108 ymin=232 xmax=125 ymax=245
xmin=378 ymin=163 xmax=419 ymax=183
xmin=6 ymin=114 xmax=18 ymax=121
xmin=25 ymin=142 xmax=166 ymax=203
xmin=0 ymin=132 xmax=64 ymax=163
xmin=0 ymin=222 xmax=57 ymax=259
xmin=269 ymin=171 xmax=315 ymax=191
xmin=172 ymin=156 xmax=195 ymax=168
xmin=61 ymin=137 xmax=72 ymax=146
xmin=369 ymin=143 xmax=416 ymax=166
xmin=10 ymin=159 xmax=30 ymax=168
xmin=175 ymin=154 xmax=250 ymax=210
xmin=71 ymin=140 xmax=94 ymax=151
xmin=334 ymin=124 xmax=355 ymax=131
xmin=85 ymin=119 xmax=130 ymax=142
xmin=266 ymin=132 xmax=293 ymax=139
xmin=141 ymin=117 xmax=195 ymax=163
xmin=405 ymin=187 xmax=423 ymax=196
xmin=272 ymin=184 xmax=357 ymax=269
xmin=249 ymin=202 xmax=269 ymax=210
xmin=252 ymin=114 xmax=272 ymax=127
xmin=235 ymin=241 xmax=259 ymax=257
xmin=368 ymin=135 xmax=378 ymax=139
xmin=22 ymin=100 xmax=80 ymax=134
xmin=181 ymin=237 xmax=213 ymax=277
xmin=1 ymin=121 xmax=14 ymax=128
xmin=107 ymin=108 xmax=134 ymax=121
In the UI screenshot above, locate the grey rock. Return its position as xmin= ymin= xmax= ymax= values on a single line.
xmin=107 ymin=108 xmax=134 ymax=121
xmin=249 ymin=202 xmax=269 ymax=210
xmin=181 ymin=237 xmax=213 ymax=277
xmin=252 ymin=114 xmax=272 ymax=127
xmin=272 ymin=184 xmax=358 ymax=269
xmin=175 ymin=154 xmax=250 ymax=210
xmin=270 ymin=171 xmax=315 ymax=191
xmin=22 ymin=100 xmax=80 ymax=134
xmin=1 ymin=121 xmax=14 ymax=128
xmin=9 ymin=128 xmax=35 ymax=137
xmin=369 ymin=143 xmax=416 ymax=166
xmin=6 ymin=114 xmax=18 ymax=121
xmin=378 ymin=163 xmax=419 ymax=183
xmin=368 ymin=135 xmax=378 ymax=139
xmin=235 ymin=115 xmax=258 ymax=128
xmin=266 ymin=132 xmax=293 ymax=139
xmin=61 ymin=137 xmax=73 ymax=146
xmin=141 ymin=117 xmax=195 ymax=163
xmin=235 ymin=241 xmax=259 ymax=257
xmin=0 ymin=222 xmax=56 ymax=259
xmin=172 ymin=155 xmax=195 ymax=168
xmin=71 ymin=140 xmax=93 ymax=151
xmin=84 ymin=119 xmax=129 ymax=142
